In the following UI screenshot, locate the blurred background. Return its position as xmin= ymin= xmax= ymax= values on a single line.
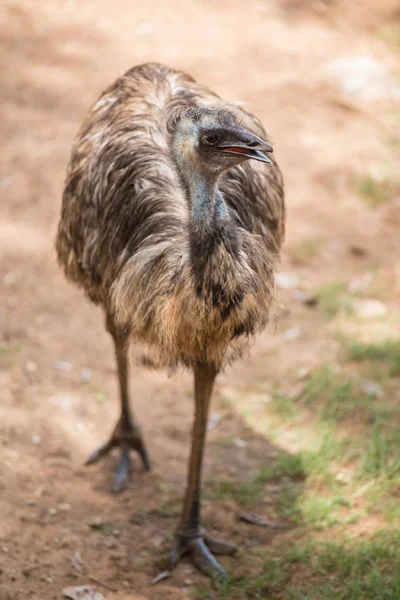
xmin=1 ymin=0 xmax=399 ymax=598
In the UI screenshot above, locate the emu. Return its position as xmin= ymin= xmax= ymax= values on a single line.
xmin=56 ymin=62 xmax=285 ymax=579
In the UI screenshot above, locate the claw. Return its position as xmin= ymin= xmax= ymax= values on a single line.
xmin=84 ymin=417 xmax=151 ymax=492
xmin=203 ymin=531 xmax=237 ymax=555
xmin=112 ymin=446 xmax=131 ymax=493
xmin=169 ymin=529 xmax=235 ymax=580
xmin=190 ymin=537 xmax=229 ymax=580
xmin=138 ymin=443 xmax=151 ymax=472
xmin=85 ymin=439 xmax=116 ymax=465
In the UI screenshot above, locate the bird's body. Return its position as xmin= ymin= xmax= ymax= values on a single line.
xmin=56 ymin=62 xmax=285 ymax=578
xmin=57 ymin=63 xmax=284 ymax=368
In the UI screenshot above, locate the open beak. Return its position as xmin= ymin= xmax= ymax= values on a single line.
xmin=218 ymin=127 xmax=273 ymax=164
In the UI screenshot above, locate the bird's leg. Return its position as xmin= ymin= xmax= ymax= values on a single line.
xmin=86 ymin=317 xmax=151 ymax=493
xmin=170 ymin=363 xmax=236 ymax=580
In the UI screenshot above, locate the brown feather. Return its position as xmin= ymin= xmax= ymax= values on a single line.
xmin=56 ymin=62 xmax=285 ymax=368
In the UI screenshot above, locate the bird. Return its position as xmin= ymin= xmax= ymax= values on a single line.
xmin=56 ymin=62 xmax=285 ymax=579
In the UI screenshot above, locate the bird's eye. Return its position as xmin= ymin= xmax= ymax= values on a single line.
xmin=202 ymin=132 xmax=221 ymax=146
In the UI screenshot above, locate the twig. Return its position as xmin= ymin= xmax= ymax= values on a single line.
xmin=239 ymin=513 xmax=284 ymax=529
xmin=88 ymin=575 xmax=119 ymax=592
xmin=151 ymin=570 xmax=170 ymax=585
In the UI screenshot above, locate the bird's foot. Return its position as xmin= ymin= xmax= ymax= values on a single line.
xmin=85 ymin=415 xmax=151 ymax=493
xmin=170 ymin=526 xmax=237 ymax=580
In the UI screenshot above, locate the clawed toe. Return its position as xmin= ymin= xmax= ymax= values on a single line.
xmin=85 ymin=417 xmax=151 ymax=492
xmin=170 ymin=529 xmax=237 ymax=580
xmin=112 ymin=446 xmax=131 ymax=493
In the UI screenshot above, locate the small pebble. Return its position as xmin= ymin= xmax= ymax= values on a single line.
xmin=0 ymin=176 xmax=12 ymax=191
xmin=353 ymin=298 xmax=387 ymax=319
xmin=48 ymin=508 xmax=58 ymax=516
xmin=296 ymin=367 xmax=311 ymax=381
xmin=25 ymin=360 xmax=37 ymax=374
xmin=58 ymin=503 xmax=72 ymax=512
xmin=135 ymin=21 xmax=156 ymax=35
xmin=88 ymin=516 xmax=104 ymax=528
xmin=292 ymin=289 xmax=318 ymax=307
xmin=72 ymin=551 xmax=84 ymax=572
xmin=348 ymin=272 xmax=372 ymax=294
xmin=336 ymin=471 xmax=352 ymax=484
xmin=80 ymin=368 xmax=91 ymax=383
xmin=276 ymin=272 xmax=299 ymax=290
xmin=283 ymin=326 xmax=302 ymax=341
xmin=234 ymin=437 xmax=248 ymax=448
xmin=51 ymin=360 xmax=72 ymax=372
xmin=2 ymin=546 xmax=9 ymax=553
xmin=32 ymin=433 xmax=41 ymax=445
xmin=207 ymin=413 xmax=221 ymax=430
xmin=104 ymin=535 xmax=118 ymax=548
xmin=358 ymin=379 xmax=384 ymax=398
xmin=63 ymin=585 xmax=105 ymax=600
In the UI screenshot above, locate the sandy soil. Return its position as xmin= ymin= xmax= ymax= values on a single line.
xmin=1 ymin=0 xmax=399 ymax=598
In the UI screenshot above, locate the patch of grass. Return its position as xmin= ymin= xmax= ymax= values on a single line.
xmin=0 ymin=341 xmax=21 ymax=368
xmin=347 ymin=340 xmax=400 ymax=378
xmin=291 ymin=238 xmax=320 ymax=264
xmin=301 ymin=365 xmax=359 ymax=422
xmin=302 ymin=431 xmax=349 ymax=477
xmin=358 ymin=425 xmax=400 ymax=481
xmin=130 ymin=508 xmax=149 ymax=525
xmin=316 ymin=282 xmax=353 ymax=319
xmin=214 ymin=434 xmax=237 ymax=447
xmin=298 ymin=493 xmax=351 ymax=529
xmin=152 ymin=498 xmax=181 ymax=518
xmin=358 ymin=175 xmax=393 ymax=207
xmin=206 ymin=453 xmax=306 ymax=509
xmin=206 ymin=478 xmax=264 ymax=506
xmin=270 ymin=392 xmax=296 ymax=419
xmin=257 ymin=452 xmax=306 ymax=482
xmin=193 ymin=530 xmax=400 ymax=599
xmin=379 ymin=24 xmax=400 ymax=52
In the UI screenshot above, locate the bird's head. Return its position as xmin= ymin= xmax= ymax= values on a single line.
xmin=168 ymin=107 xmax=273 ymax=177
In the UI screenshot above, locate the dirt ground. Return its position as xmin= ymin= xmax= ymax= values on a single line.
xmin=1 ymin=0 xmax=399 ymax=598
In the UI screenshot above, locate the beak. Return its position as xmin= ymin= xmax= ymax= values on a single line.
xmin=218 ymin=127 xmax=273 ymax=164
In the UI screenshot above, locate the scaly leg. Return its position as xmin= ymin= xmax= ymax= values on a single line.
xmin=86 ymin=315 xmax=151 ymax=493
xmin=169 ymin=363 xmax=237 ymax=580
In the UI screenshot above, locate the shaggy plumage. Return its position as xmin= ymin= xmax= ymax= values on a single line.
xmin=56 ymin=62 xmax=286 ymax=578
xmin=56 ymin=62 xmax=285 ymax=368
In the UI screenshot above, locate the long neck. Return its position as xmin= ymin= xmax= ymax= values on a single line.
xmin=175 ymin=160 xmax=243 ymax=297
xmin=183 ymin=169 xmax=228 ymax=231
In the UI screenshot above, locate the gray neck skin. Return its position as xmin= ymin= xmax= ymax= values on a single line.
xmin=177 ymin=163 xmax=229 ymax=232
xmin=173 ymin=143 xmax=241 ymax=287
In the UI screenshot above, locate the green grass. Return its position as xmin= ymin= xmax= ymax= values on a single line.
xmin=358 ymin=175 xmax=393 ymax=207
xmin=206 ymin=478 xmax=264 ymax=506
xmin=257 ymin=452 xmax=305 ymax=482
xmin=379 ymin=24 xmax=400 ymax=52
xmin=271 ymin=392 xmax=296 ymax=419
xmin=301 ymin=365 xmax=361 ymax=422
xmin=347 ymin=340 xmax=400 ymax=378
xmin=358 ymin=425 xmax=400 ymax=480
xmin=298 ymin=493 xmax=351 ymax=529
xmin=208 ymin=342 xmax=400 ymax=598
xmin=291 ymin=238 xmax=320 ymax=264
xmin=193 ymin=530 xmax=400 ymax=599
xmin=214 ymin=434 xmax=237 ymax=447
xmin=0 ymin=341 xmax=21 ymax=368
xmin=316 ymin=282 xmax=353 ymax=319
